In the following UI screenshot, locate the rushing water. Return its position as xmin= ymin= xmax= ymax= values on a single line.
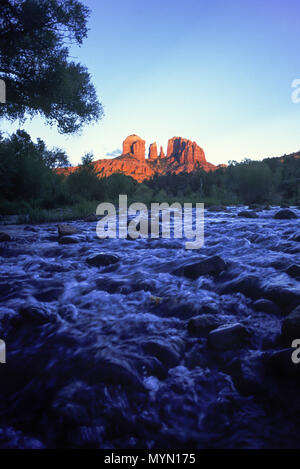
xmin=0 ymin=206 xmax=299 ymax=448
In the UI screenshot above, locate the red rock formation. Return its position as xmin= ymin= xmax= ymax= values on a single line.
xmin=159 ymin=146 xmax=165 ymax=158
xmin=57 ymin=134 xmax=222 ymax=183
xmin=149 ymin=142 xmax=158 ymax=160
xmin=122 ymin=134 xmax=145 ymax=161
xmin=166 ymin=137 xmax=206 ymax=165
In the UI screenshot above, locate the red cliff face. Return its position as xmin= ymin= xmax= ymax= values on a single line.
xmin=57 ymin=135 xmax=223 ymax=183
xmin=122 ymin=134 xmax=145 ymax=161
xmin=159 ymin=146 xmax=165 ymax=159
xmin=149 ymin=142 xmax=158 ymax=160
xmin=166 ymin=137 xmax=206 ymax=165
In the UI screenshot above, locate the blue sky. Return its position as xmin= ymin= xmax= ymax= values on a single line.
xmin=1 ymin=0 xmax=300 ymax=165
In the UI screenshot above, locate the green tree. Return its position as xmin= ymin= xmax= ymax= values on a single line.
xmin=43 ymin=146 xmax=71 ymax=168
xmin=0 ymin=0 xmax=103 ymax=133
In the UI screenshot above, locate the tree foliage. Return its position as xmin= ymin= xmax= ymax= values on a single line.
xmin=0 ymin=0 xmax=103 ymax=133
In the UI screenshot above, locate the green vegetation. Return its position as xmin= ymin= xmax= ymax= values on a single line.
xmin=145 ymin=156 xmax=300 ymax=206
xmin=0 ymin=130 xmax=299 ymax=223
xmin=0 ymin=0 xmax=102 ymax=133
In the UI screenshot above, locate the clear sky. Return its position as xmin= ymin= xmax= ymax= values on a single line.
xmin=1 ymin=0 xmax=300 ymax=166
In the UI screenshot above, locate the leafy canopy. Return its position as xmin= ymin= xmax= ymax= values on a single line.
xmin=0 ymin=0 xmax=103 ymax=133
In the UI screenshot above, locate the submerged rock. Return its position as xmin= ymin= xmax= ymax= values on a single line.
xmin=86 ymin=253 xmax=120 ymax=267
xmin=285 ymin=264 xmax=300 ymax=279
xmin=237 ymin=211 xmax=258 ymax=218
xmin=94 ymin=354 xmax=143 ymax=389
xmin=58 ymin=236 xmax=79 ymax=245
xmin=84 ymin=214 xmax=98 ymax=222
xmin=274 ymin=209 xmax=297 ymax=219
xmin=208 ymin=323 xmax=248 ymax=350
xmin=58 ymin=224 xmax=79 ymax=237
xmin=291 ymin=232 xmax=300 ymax=242
xmin=0 ymin=232 xmax=11 ymax=242
xmin=266 ymin=348 xmax=300 ymax=377
xmin=252 ymin=299 xmax=280 ymax=315
xmin=18 ymin=304 xmax=57 ymax=324
xmin=281 ymin=305 xmax=300 ymax=344
xmin=188 ymin=314 xmax=220 ymax=336
xmin=207 ymin=205 xmax=227 ymax=212
xmin=141 ymin=339 xmax=182 ymax=368
xmin=174 ymin=255 xmax=226 ymax=279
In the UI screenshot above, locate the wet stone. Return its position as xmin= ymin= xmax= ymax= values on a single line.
xmin=252 ymin=299 xmax=281 ymax=315
xmin=208 ymin=323 xmax=249 ymax=351
xmin=0 ymin=232 xmax=11 ymax=242
xmin=86 ymin=253 xmax=120 ymax=267
xmin=188 ymin=314 xmax=221 ymax=336
xmin=174 ymin=255 xmax=227 ymax=279
xmin=58 ymin=236 xmax=79 ymax=245
xmin=274 ymin=209 xmax=297 ymax=220
xmin=58 ymin=224 xmax=79 ymax=237
xmin=281 ymin=305 xmax=300 ymax=345
xmin=237 ymin=211 xmax=258 ymax=218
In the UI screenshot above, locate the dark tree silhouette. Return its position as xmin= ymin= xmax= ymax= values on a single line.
xmin=0 ymin=0 xmax=103 ymax=133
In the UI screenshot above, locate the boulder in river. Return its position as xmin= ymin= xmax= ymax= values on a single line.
xmin=58 ymin=224 xmax=79 ymax=237
xmin=252 ymin=299 xmax=281 ymax=315
xmin=237 ymin=211 xmax=258 ymax=218
xmin=18 ymin=304 xmax=56 ymax=324
xmin=207 ymin=205 xmax=227 ymax=212
xmin=285 ymin=264 xmax=300 ymax=280
xmin=86 ymin=252 xmax=120 ymax=267
xmin=281 ymin=305 xmax=300 ymax=344
xmin=0 ymin=232 xmax=11 ymax=242
xmin=174 ymin=255 xmax=227 ymax=279
xmin=266 ymin=348 xmax=299 ymax=377
xmin=274 ymin=209 xmax=297 ymax=219
xmin=141 ymin=339 xmax=182 ymax=368
xmin=291 ymin=232 xmax=300 ymax=242
xmin=58 ymin=236 xmax=79 ymax=245
xmin=188 ymin=314 xmax=221 ymax=336
xmin=208 ymin=323 xmax=249 ymax=350
xmin=83 ymin=213 xmax=98 ymax=222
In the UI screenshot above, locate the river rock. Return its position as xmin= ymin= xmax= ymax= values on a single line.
xmin=285 ymin=264 xmax=300 ymax=279
xmin=252 ymin=299 xmax=281 ymax=315
xmin=188 ymin=314 xmax=221 ymax=336
xmin=24 ymin=226 xmax=38 ymax=232
xmin=58 ymin=224 xmax=79 ymax=237
xmin=84 ymin=213 xmax=98 ymax=222
xmin=237 ymin=211 xmax=258 ymax=218
xmin=274 ymin=209 xmax=297 ymax=219
xmin=0 ymin=232 xmax=11 ymax=242
xmin=291 ymin=232 xmax=300 ymax=242
xmin=94 ymin=353 xmax=143 ymax=389
xmin=175 ymin=255 xmax=226 ymax=279
xmin=86 ymin=253 xmax=120 ymax=267
xmin=58 ymin=236 xmax=79 ymax=245
xmin=18 ymin=304 xmax=56 ymax=324
xmin=141 ymin=339 xmax=182 ymax=368
xmin=281 ymin=305 xmax=300 ymax=344
xmin=266 ymin=348 xmax=300 ymax=377
xmin=207 ymin=205 xmax=227 ymax=212
xmin=208 ymin=323 xmax=248 ymax=350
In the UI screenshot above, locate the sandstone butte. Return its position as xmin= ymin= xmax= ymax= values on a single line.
xmin=57 ymin=135 xmax=226 ymax=183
